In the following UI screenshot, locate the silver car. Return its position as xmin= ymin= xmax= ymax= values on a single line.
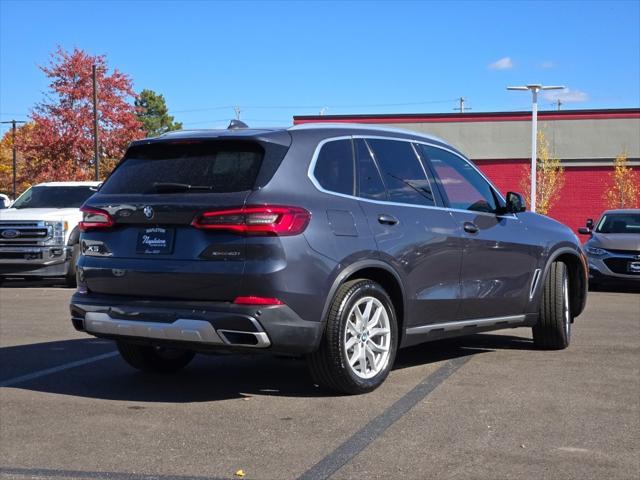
xmin=579 ymin=209 xmax=640 ymax=288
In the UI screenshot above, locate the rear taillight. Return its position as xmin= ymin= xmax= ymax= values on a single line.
xmin=192 ymin=205 xmax=310 ymax=236
xmin=233 ymin=296 xmax=284 ymax=306
xmin=79 ymin=207 xmax=114 ymax=232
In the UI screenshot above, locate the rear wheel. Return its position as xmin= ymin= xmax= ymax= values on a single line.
xmin=116 ymin=341 xmax=196 ymax=373
xmin=532 ymin=261 xmax=571 ymax=349
xmin=307 ymin=279 xmax=398 ymax=394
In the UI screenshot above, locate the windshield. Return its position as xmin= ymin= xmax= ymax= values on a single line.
xmin=11 ymin=186 xmax=97 ymax=209
xmin=100 ymin=141 xmax=264 ymax=194
xmin=595 ymin=213 xmax=640 ymax=234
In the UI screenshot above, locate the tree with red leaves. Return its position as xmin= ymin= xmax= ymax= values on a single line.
xmin=17 ymin=47 xmax=143 ymax=184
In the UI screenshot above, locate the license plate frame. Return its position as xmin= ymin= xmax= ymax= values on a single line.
xmin=136 ymin=227 xmax=175 ymax=255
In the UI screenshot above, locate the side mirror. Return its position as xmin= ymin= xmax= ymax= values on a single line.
xmin=577 ymin=227 xmax=591 ymax=235
xmin=505 ymin=192 xmax=526 ymax=213
xmin=586 ymin=218 xmax=594 ymax=229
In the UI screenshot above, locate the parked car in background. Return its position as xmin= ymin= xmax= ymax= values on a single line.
xmin=70 ymin=124 xmax=587 ymax=394
xmin=579 ymin=209 xmax=640 ymax=289
xmin=0 ymin=181 xmax=100 ymax=286
xmin=0 ymin=193 xmax=11 ymax=209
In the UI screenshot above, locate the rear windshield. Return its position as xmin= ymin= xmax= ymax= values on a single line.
xmin=100 ymin=141 xmax=264 ymax=194
xmin=596 ymin=213 xmax=640 ymax=234
xmin=12 ymin=186 xmax=97 ymax=209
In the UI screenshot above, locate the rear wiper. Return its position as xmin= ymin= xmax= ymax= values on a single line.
xmin=148 ymin=182 xmax=214 ymax=193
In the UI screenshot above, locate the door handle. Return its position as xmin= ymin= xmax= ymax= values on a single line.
xmin=463 ymin=221 xmax=479 ymax=234
xmin=378 ymin=214 xmax=399 ymax=225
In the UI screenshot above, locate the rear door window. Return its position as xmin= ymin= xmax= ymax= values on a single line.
xmin=355 ymin=139 xmax=386 ymax=201
xmin=313 ymin=139 xmax=355 ymax=196
xmin=366 ymin=139 xmax=435 ymax=206
xmin=100 ymin=141 xmax=264 ymax=194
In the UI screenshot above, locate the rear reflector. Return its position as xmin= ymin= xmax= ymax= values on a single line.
xmin=233 ymin=296 xmax=284 ymax=306
xmin=192 ymin=205 xmax=310 ymax=236
xmin=79 ymin=207 xmax=114 ymax=232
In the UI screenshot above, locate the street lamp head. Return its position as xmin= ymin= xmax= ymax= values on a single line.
xmin=540 ymin=85 xmax=566 ymax=90
xmin=507 ymin=86 xmax=529 ymax=91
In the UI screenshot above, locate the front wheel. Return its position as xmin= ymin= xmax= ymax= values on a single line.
xmin=117 ymin=341 xmax=196 ymax=373
xmin=307 ymin=279 xmax=398 ymax=394
xmin=532 ymin=261 xmax=572 ymax=349
xmin=65 ymin=244 xmax=79 ymax=287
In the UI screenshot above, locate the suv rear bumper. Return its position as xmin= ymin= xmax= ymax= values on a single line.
xmin=70 ymin=292 xmax=323 ymax=354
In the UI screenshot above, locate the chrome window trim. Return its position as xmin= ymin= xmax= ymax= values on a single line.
xmin=307 ymin=135 xmax=516 ymax=220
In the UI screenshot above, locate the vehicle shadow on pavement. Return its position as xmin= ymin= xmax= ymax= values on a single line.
xmin=0 ymin=278 xmax=71 ymax=288
xmin=0 ymin=333 xmax=535 ymax=402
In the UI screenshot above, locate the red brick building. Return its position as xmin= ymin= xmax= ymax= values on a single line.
xmin=293 ymin=108 xmax=640 ymax=238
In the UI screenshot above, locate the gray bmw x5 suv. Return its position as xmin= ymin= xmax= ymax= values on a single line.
xmin=70 ymin=123 xmax=588 ymax=394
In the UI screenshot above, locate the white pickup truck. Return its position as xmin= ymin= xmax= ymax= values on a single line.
xmin=0 ymin=181 xmax=100 ymax=285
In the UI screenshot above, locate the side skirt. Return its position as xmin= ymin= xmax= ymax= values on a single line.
xmin=401 ymin=313 xmax=538 ymax=348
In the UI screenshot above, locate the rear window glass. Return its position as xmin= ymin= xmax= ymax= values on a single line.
xmin=313 ymin=139 xmax=355 ymax=196
xmin=100 ymin=141 xmax=263 ymax=194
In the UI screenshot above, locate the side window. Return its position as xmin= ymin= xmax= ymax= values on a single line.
xmin=366 ymin=139 xmax=435 ymax=206
xmin=313 ymin=139 xmax=354 ymax=195
xmin=355 ymin=139 xmax=386 ymax=200
xmin=421 ymin=145 xmax=498 ymax=213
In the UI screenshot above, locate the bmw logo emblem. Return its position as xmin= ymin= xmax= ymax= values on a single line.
xmin=143 ymin=206 xmax=154 ymax=219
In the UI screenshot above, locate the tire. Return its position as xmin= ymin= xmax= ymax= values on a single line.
xmin=532 ymin=261 xmax=572 ymax=350
xmin=116 ymin=341 xmax=196 ymax=373
xmin=65 ymin=244 xmax=79 ymax=288
xmin=307 ymin=279 xmax=398 ymax=395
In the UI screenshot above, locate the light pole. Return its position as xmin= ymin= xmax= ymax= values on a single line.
xmin=92 ymin=64 xmax=99 ymax=181
xmin=507 ymin=84 xmax=564 ymax=213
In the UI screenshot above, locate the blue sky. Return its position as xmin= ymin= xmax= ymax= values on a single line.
xmin=1 ymin=0 xmax=639 ymax=135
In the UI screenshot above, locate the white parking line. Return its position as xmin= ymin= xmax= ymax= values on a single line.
xmin=0 ymin=351 xmax=118 ymax=388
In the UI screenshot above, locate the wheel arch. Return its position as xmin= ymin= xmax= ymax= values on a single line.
xmin=321 ymin=260 xmax=407 ymax=345
xmin=67 ymin=226 xmax=81 ymax=245
xmin=541 ymin=248 xmax=588 ymax=318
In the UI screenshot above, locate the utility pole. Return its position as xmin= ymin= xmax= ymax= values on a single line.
xmin=507 ymin=84 xmax=564 ymax=213
xmin=556 ymin=99 xmax=563 ymax=111
xmin=234 ymin=106 xmax=241 ymax=120
xmin=92 ymin=64 xmax=99 ymax=181
xmin=0 ymin=119 xmax=27 ymax=199
xmin=454 ymin=97 xmax=471 ymax=113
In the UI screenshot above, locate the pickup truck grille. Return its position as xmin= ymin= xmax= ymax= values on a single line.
xmin=0 ymin=251 xmax=43 ymax=260
xmin=0 ymin=221 xmax=50 ymax=246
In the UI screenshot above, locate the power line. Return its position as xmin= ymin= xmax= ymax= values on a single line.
xmin=171 ymin=98 xmax=458 ymax=114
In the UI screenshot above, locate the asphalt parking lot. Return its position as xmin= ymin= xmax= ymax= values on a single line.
xmin=0 ymin=282 xmax=638 ymax=480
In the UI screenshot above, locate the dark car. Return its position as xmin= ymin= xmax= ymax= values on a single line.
xmin=70 ymin=124 xmax=588 ymax=394
xmin=579 ymin=209 xmax=640 ymax=289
